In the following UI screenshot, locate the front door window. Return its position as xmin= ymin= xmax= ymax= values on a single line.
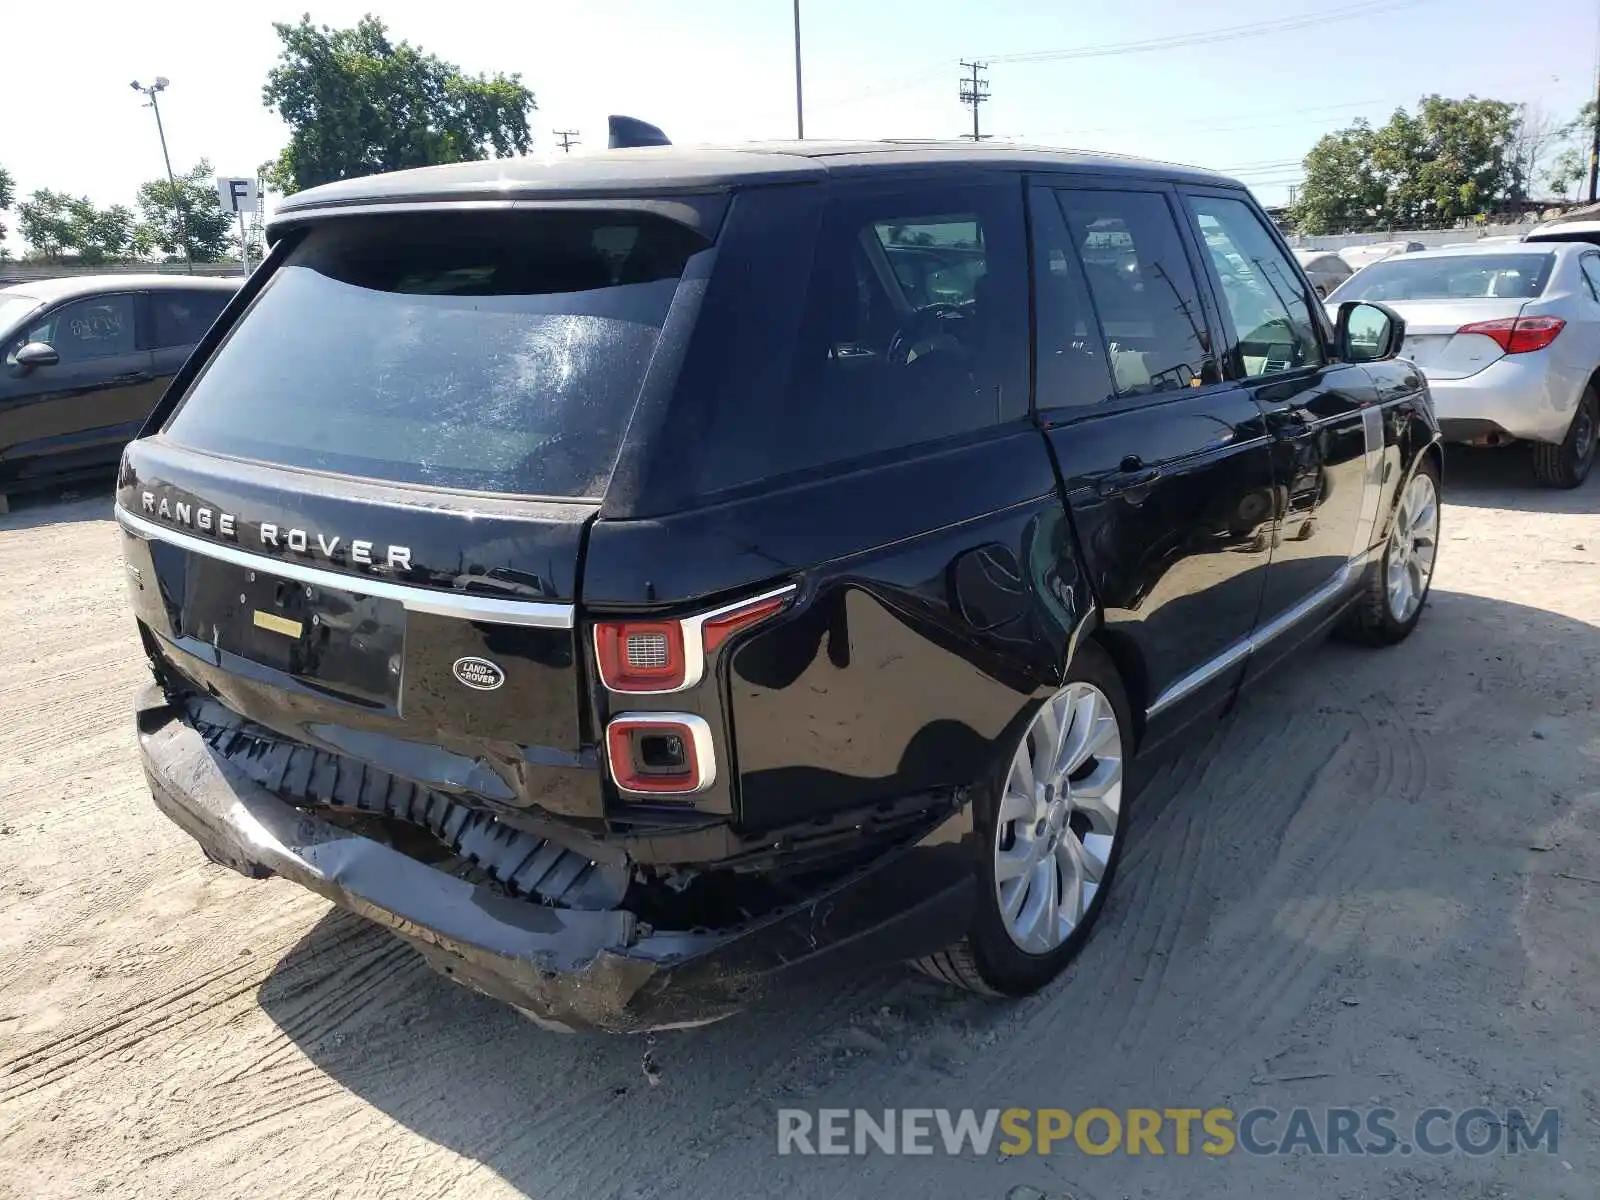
xmin=22 ymin=294 xmax=137 ymax=363
xmin=1185 ymin=195 xmax=1324 ymax=378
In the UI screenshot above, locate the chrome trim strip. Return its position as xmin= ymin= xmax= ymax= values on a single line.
xmin=1146 ymin=560 xmax=1355 ymax=718
xmin=606 ymin=712 xmax=717 ymax=796
xmin=1144 ymin=635 xmax=1254 ymax=720
xmin=1249 ymin=560 xmax=1353 ymax=649
xmin=594 ymin=583 xmax=799 ymax=696
xmin=115 ymin=505 xmax=575 ymax=630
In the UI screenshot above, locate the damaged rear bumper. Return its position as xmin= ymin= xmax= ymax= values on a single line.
xmin=137 ymin=688 xmax=977 ymax=1033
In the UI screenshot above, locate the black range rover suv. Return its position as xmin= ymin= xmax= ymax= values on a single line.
xmin=118 ymin=142 xmax=1440 ymax=1032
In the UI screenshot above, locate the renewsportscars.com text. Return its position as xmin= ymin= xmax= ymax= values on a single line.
xmin=776 ymin=1106 xmax=1560 ymax=1157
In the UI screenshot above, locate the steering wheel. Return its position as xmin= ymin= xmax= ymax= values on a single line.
xmin=887 ymin=302 xmax=969 ymax=367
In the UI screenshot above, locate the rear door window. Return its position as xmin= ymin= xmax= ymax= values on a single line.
xmin=1030 ymin=187 xmax=1115 ymax=410
xmin=1053 ymin=189 xmax=1218 ymax=396
xmin=150 ymin=289 xmax=231 ymax=348
xmin=164 ymin=211 xmax=707 ymax=498
xmin=695 ymin=182 xmax=1030 ymax=492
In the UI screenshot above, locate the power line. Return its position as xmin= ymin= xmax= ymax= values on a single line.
xmin=959 ymin=60 xmax=991 ymax=142
xmin=983 ymin=0 xmax=1437 ymax=65
xmin=552 ymin=129 xmax=580 ymax=155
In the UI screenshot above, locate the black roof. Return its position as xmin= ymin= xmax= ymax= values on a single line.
xmin=0 ymin=274 xmax=239 ymax=307
xmin=267 ymin=141 xmax=1240 ymax=234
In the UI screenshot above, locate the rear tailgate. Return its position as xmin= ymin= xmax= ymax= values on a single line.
xmin=118 ymin=205 xmax=713 ymax=822
xmin=119 ymin=439 xmax=601 ymax=816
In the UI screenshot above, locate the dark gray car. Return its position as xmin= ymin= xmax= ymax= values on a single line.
xmin=0 ymin=275 xmax=239 ymax=512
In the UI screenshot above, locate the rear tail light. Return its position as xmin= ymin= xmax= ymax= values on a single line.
xmin=605 ymin=713 xmax=715 ymax=796
xmin=1456 ymin=315 xmax=1565 ymax=354
xmin=594 ymin=620 xmax=686 ymax=691
xmin=593 ymin=585 xmax=796 ymax=694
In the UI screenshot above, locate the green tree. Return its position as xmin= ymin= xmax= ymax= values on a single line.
xmin=1546 ymin=101 xmax=1596 ymax=200
xmin=17 ymin=190 xmax=139 ymax=264
xmin=263 ymin=14 xmax=535 ymax=194
xmin=0 ymin=165 xmax=14 ymax=259
xmin=1293 ymin=120 xmax=1386 ymax=235
xmin=1292 ymin=96 xmax=1520 ymax=234
xmin=135 ymin=159 xmax=235 ymax=262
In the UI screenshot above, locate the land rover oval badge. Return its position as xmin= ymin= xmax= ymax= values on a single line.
xmin=452 ymin=656 xmax=505 ymax=691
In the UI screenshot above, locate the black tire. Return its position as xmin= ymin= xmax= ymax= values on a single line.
xmin=1338 ymin=455 xmax=1439 ymax=647
xmin=912 ymin=641 xmax=1135 ymax=997
xmin=1531 ymin=386 xmax=1598 ymax=489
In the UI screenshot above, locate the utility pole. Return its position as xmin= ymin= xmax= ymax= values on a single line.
xmin=553 ymin=129 xmax=581 ymax=155
xmin=130 ymin=77 xmax=194 ymax=274
xmin=959 ymin=60 xmax=990 ymax=142
xmin=793 ymin=0 xmax=805 ymax=139
xmin=1589 ymin=72 xmax=1600 ymax=202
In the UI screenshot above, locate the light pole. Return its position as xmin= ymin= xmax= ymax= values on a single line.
xmin=130 ymin=77 xmax=194 ymax=274
xmin=792 ymin=0 xmax=804 ymax=139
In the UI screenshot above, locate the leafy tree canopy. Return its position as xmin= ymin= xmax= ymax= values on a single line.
xmin=15 ymin=160 xmax=237 ymax=265
xmin=1292 ymin=96 xmax=1520 ymax=235
xmin=1546 ymin=101 xmax=1597 ymax=199
xmin=17 ymin=190 xmax=143 ymax=265
xmin=0 ymin=165 xmax=13 ymax=260
xmin=136 ymin=158 xmax=236 ymax=262
xmin=263 ymin=14 xmax=535 ymax=194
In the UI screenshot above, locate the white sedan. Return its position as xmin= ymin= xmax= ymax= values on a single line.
xmin=1328 ymin=243 xmax=1600 ymax=487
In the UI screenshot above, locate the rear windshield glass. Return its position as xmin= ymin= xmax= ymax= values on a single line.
xmin=1332 ymin=253 xmax=1555 ymax=303
xmin=164 ymin=211 xmax=707 ymax=497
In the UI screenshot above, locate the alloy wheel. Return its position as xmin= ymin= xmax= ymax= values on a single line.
xmin=1574 ymin=394 xmax=1597 ymax=473
xmin=1385 ymin=471 xmax=1439 ymax=623
xmin=994 ymin=682 xmax=1124 ymax=954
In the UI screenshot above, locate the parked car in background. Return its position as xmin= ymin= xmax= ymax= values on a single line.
xmin=1340 ymin=240 xmax=1427 ymax=273
xmin=118 ymin=141 xmax=1439 ymax=1032
xmin=1526 ymin=216 xmax=1600 ymax=248
xmin=1292 ymin=248 xmax=1354 ymax=297
xmin=0 ymin=275 xmax=239 ymax=512
xmin=1328 ymin=243 xmax=1599 ymax=486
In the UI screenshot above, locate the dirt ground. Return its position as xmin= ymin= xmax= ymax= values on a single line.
xmin=0 ymin=449 xmax=1596 ymax=1200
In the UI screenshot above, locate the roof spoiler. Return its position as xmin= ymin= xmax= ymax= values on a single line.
xmin=608 ymin=115 xmax=671 ymax=149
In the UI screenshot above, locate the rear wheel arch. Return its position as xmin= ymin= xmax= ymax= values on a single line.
xmin=1080 ymin=626 xmax=1148 ymax=750
xmin=1421 ymin=440 xmax=1444 ymax=492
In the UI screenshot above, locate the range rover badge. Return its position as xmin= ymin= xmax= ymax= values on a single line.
xmin=452 ymin=656 xmax=505 ymax=691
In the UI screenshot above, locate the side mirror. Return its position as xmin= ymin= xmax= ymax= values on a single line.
xmin=13 ymin=341 xmax=60 ymax=370
xmin=1336 ymin=301 xmax=1405 ymax=363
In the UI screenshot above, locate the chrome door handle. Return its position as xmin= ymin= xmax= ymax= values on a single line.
xmin=1098 ymin=460 xmax=1163 ymax=497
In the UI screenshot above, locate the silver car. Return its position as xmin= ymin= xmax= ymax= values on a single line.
xmin=1328 ymin=243 xmax=1599 ymax=487
xmin=1291 ymin=249 xmax=1353 ymax=298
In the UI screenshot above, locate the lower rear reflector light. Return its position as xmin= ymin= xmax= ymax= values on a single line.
xmin=605 ymin=713 xmax=716 ymax=796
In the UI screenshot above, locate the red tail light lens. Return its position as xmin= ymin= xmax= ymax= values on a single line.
xmin=606 ymin=713 xmax=715 ymax=795
xmin=593 ymin=585 xmax=797 ymax=694
xmin=594 ymin=620 xmax=685 ymax=692
xmin=700 ymin=594 xmax=790 ymax=654
xmin=1457 ymin=315 xmax=1565 ymax=354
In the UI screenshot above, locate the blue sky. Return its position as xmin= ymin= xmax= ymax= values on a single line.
xmin=1 ymin=0 xmax=1596 ymax=247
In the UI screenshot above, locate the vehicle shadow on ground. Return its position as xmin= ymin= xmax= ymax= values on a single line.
xmin=0 ymin=481 xmax=116 ymax=531
xmin=255 ymin=588 xmax=1600 ymax=1200
xmin=1444 ymin=443 xmax=1600 ymax=512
